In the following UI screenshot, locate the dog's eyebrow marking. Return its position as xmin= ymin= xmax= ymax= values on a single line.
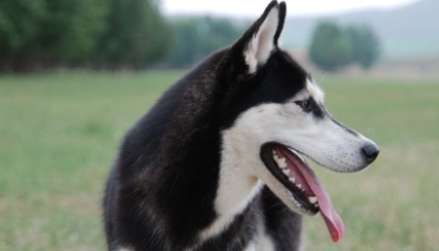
xmin=306 ymin=79 xmax=325 ymax=104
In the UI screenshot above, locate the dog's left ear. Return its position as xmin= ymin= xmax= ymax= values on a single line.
xmin=232 ymin=1 xmax=287 ymax=73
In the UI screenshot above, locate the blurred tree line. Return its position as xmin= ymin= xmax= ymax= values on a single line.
xmin=167 ymin=17 xmax=240 ymax=67
xmin=0 ymin=0 xmax=240 ymax=71
xmin=309 ymin=21 xmax=381 ymax=71
xmin=0 ymin=1 xmax=380 ymax=72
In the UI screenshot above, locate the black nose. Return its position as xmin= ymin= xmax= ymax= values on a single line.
xmin=361 ymin=144 xmax=379 ymax=164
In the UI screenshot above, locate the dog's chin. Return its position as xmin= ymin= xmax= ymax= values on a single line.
xmin=259 ymin=142 xmax=320 ymax=216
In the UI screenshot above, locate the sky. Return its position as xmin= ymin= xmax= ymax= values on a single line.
xmin=163 ymin=0 xmax=417 ymax=17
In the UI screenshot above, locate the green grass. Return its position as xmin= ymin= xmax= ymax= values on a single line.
xmin=0 ymin=71 xmax=438 ymax=251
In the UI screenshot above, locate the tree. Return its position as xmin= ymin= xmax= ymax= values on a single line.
xmin=166 ymin=17 xmax=241 ymax=67
xmin=346 ymin=25 xmax=380 ymax=69
xmin=0 ymin=0 xmax=46 ymax=62
xmin=309 ymin=22 xmax=353 ymax=72
xmin=309 ymin=21 xmax=381 ymax=72
xmin=0 ymin=0 xmax=172 ymax=71
xmin=95 ymin=0 xmax=172 ymax=69
xmin=42 ymin=0 xmax=109 ymax=64
xmin=0 ymin=0 xmax=108 ymax=70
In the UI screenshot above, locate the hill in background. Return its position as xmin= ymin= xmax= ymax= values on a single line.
xmin=282 ymin=0 xmax=439 ymax=60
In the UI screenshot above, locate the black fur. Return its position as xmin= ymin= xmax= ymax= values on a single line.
xmin=103 ymin=1 xmax=311 ymax=250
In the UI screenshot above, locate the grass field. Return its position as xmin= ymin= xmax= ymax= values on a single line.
xmin=0 ymin=70 xmax=438 ymax=251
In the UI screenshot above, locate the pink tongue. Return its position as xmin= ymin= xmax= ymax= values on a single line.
xmin=279 ymin=148 xmax=345 ymax=242
xmin=302 ymin=170 xmax=345 ymax=242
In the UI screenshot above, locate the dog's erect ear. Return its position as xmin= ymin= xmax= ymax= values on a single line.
xmin=232 ymin=1 xmax=287 ymax=73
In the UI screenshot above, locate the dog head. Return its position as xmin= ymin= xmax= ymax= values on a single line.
xmin=218 ymin=1 xmax=379 ymax=241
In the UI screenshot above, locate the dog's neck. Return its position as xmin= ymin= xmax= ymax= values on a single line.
xmin=198 ymin=125 xmax=264 ymax=241
xmin=145 ymin=51 xmax=267 ymax=246
xmin=141 ymin=54 xmax=263 ymax=248
xmin=152 ymin=116 xmax=262 ymax=248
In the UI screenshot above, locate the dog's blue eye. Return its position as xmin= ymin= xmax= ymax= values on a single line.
xmin=295 ymin=99 xmax=313 ymax=112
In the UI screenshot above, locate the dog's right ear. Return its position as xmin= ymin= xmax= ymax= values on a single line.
xmin=231 ymin=1 xmax=286 ymax=74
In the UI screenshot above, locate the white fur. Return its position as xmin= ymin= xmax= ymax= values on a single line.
xmin=244 ymin=242 xmax=256 ymax=251
xmin=199 ymin=154 xmax=263 ymax=240
xmin=117 ymin=247 xmax=133 ymax=251
xmin=240 ymin=205 xmax=276 ymax=251
xmin=254 ymin=219 xmax=275 ymax=251
xmin=307 ymin=79 xmax=325 ymax=104
xmin=243 ymin=205 xmax=275 ymax=251
xmin=244 ymin=7 xmax=279 ymax=73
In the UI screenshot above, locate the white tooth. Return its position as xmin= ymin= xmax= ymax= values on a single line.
xmin=278 ymin=158 xmax=287 ymax=168
xmin=289 ymin=177 xmax=295 ymax=183
xmin=308 ymin=196 xmax=317 ymax=204
xmin=273 ymin=155 xmax=287 ymax=169
xmin=282 ymin=169 xmax=291 ymax=176
xmin=298 ymin=184 xmax=302 ymax=189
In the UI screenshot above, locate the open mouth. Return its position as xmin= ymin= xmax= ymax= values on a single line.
xmin=260 ymin=143 xmax=345 ymax=242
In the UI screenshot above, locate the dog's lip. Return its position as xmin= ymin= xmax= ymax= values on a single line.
xmin=260 ymin=142 xmax=345 ymax=242
xmin=261 ymin=143 xmax=319 ymax=215
xmin=260 ymin=143 xmax=319 ymax=214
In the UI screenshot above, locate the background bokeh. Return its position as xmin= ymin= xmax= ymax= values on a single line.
xmin=1 ymin=0 xmax=438 ymax=250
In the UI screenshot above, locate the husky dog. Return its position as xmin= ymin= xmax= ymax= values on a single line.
xmin=103 ymin=1 xmax=379 ymax=250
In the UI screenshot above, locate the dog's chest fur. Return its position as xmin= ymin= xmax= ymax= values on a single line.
xmin=193 ymin=187 xmax=302 ymax=251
